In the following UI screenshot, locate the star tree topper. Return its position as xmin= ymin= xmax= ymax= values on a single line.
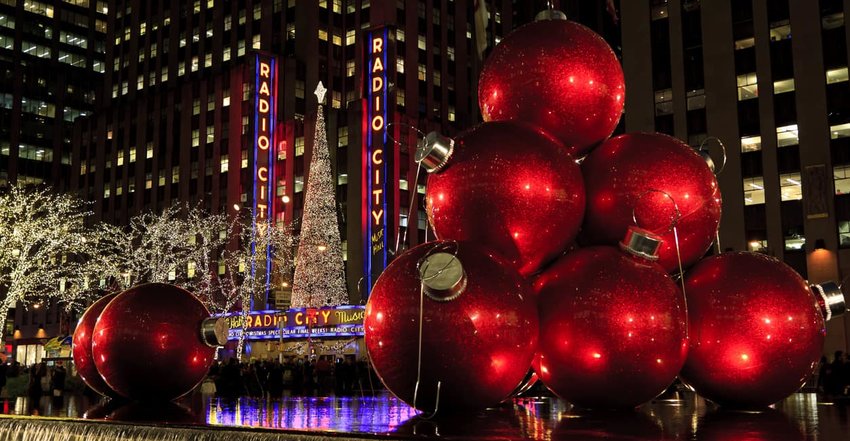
xmin=314 ymin=81 xmax=327 ymax=104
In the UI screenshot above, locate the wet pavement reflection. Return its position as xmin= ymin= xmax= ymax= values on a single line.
xmin=1 ymin=391 xmax=848 ymax=440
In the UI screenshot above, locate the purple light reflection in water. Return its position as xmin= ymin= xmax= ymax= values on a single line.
xmin=206 ymin=395 xmax=420 ymax=433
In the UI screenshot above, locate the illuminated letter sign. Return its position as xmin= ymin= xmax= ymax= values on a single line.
xmin=364 ymin=29 xmax=390 ymax=295
xmin=251 ymin=54 xmax=278 ymax=309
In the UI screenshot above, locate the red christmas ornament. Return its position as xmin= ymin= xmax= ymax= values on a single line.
xmin=419 ymin=121 xmax=585 ymax=277
xmin=72 ymin=293 xmax=119 ymax=397
xmin=534 ymin=232 xmax=688 ymax=409
xmin=92 ymin=283 xmax=227 ymax=401
xmin=478 ymin=17 xmax=625 ymax=156
xmin=581 ymin=132 xmax=722 ymax=273
xmin=365 ymin=240 xmax=539 ymax=412
xmin=680 ymin=252 xmax=846 ymax=408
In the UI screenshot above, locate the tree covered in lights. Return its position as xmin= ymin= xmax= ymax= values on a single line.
xmin=0 ymin=186 xmax=108 ymax=345
xmin=291 ymin=82 xmax=349 ymax=307
xmin=220 ymin=214 xmax=297 ymax=360
xmin=97 ymin=202 xmax=239 ymax=312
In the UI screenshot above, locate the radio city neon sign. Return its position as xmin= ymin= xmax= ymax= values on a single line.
xmin=364 ymin=28 xmax=390 ymax=291
xmin=255 ymin=59 xmax=274 ymax=220
xmin=370 ymin=36 xmax=385 ymax=228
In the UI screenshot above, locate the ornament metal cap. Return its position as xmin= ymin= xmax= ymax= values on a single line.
xmin=419 ymin=252 xmax=467 ymax=301
xmin=200 ymin=317 xmax=229 ymax=347
xmin=811 ymin=281 xmax=846 ymax=322
xmin=619 ymin=225 xmax=663 ymax=261
xmin=535 ymin=9 xmax=568 ymax=21
xmin=416 ymin=132 xmax=455 ymax=173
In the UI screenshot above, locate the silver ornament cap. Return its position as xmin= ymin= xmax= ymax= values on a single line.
xmin=419 ymin=252 xmax=467 ymax=301
xmin=416 ymin=132 xmax=455 ymax=173
xmin=811 ymin=281 xmax=846 ymax=322
xmin=619 ymin=225 xmax=663 ymax=261
xmin=200 ymin=317 xmax=229 ymax=347
xmin=535 ymin=9 xmax=568 ymax=21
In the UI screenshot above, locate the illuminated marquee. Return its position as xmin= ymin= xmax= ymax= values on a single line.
xmin=251 ymin=53 xmax=277 ymax=308
xmin=219 ymin=306 xmax=366 ymax=341
xmin=364 ymin=28 xmax=390 ymax=294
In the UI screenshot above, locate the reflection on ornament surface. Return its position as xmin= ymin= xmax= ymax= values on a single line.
xmin=681 ymin=252 xmax=826 ymax=408
xmin=535 ymin=246 xmax=688 ymax=409
xmin=425 ymin=121 xmax=585 ymax=276
xmin=479 ymin=19 xmax=625 ymax=156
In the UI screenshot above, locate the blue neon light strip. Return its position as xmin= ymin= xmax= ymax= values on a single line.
xmin=380 ymin=27 xmax=389 ymax=272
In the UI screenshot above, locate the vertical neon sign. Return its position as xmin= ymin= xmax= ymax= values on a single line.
xmin=252 ymin=53 xmax=277 ymax=309
xmin=364 ymin=29 xmax=389 ymax=294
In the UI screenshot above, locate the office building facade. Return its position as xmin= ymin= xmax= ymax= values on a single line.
xmin=620 ymin=0 xmax=850 ymax=352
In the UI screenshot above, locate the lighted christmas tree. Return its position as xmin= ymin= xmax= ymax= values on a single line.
xmin=290 ymin=82 xmax=349 ymax=307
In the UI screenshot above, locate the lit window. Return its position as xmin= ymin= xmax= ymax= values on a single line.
xmin=832 ymin=122 xmax=850 ymax=139
xmin=418 ymin=64 xmax=426 ymax=81
xmin=206 ymin=126 xmax=214 ymax=144
xmin=776 ymin=124 xmax=799 ymax=147
xmin=741 ymin=135 xmax=762 ymax=153
xmin=734 ymin=37 xmax=755 ymax=50
xmin=346 ymin=30 xmax=356 ymax=45
xmin=338 ymin=127 xmax=348 ymax=148
xmin=836 ymin=165 xmax=850 ymax=195
xmin=318 ymin=29 xmax=328 ymax=41
xmin=192 ymin=129 xmax=200 ymax=147
xmin=220 ymin=155 xmax=229 ymax=173
xmin=129 ymin=148 xmax=136 ymax=162
xmin=747 ymin=240 xmax=768 ymax=252
xmin=295 ymin=137 xmax=305 ymax=156
xmin=827 ymin=67 xmax=849 ymax=84
xmin=743 ymin=177 xmax=765 ymax=205
xmin=396 ymin=29 xmax=405 ymax=42
xmin=770 ymin=22 xmax=791 ymax=41
xmin=146 ymin=143 xmax=153 ymax=159
xmin=774 ymin=78 xmax=795 ymax=94
xmin=736 ymin=73 xmax=758 ymax=101
xmin=780 ymin=172 xmax=802 ymax=201
xmin=418 ymin=35 xmax=426 ymax=51
xmin=347 ymin=60 xmax=355 ymax=77
xmin=252 ymin=34 xmax=261 ymax=50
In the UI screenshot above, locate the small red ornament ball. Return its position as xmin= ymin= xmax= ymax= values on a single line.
xmin=92 ymin=283 xmax=217 ymax=401
xmin=72 ymin=293 xmax=118 ymax=397
xmin=478 ymin=19 xmax=625 ymax=156
xmin=581 ymin=132 xmax=722 ymax=273
xmin=535 ymin=246 xmax=688 ymax=409
xmin=365 ymin=240 xmax=539 ymax=411
xmin=426 ymin=121 xmax=585 ymax=277
xmin=680 ymin=252 xmax=826 ymax=408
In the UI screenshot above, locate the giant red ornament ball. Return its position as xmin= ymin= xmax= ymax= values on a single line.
xmin=478 ymin=18 xmax=625 ymax=157
xmin=72 ymin=292 xmax=119 ymax=397
xmin=365 ymin=240 xmax=539 ymax=411
xmin=680 ymin=252 xmax=830 ymax=408
xmin=92 ymin=283 xmax=218 ymax=401
xmin=581 ymin=132 xmax=722 ymax=273
xmin=422 ymin=121 xmax=585 ymax=277
xmin=534 ymin=246 xmax=688 ymax=409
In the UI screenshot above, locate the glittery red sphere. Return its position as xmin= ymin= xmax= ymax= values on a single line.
xmin=479 ymin=19 xmax=625 ymax=156
xmin=535 ymin=246 xmax=688 ymax=409
xmin=426 ymin=121 xmax=585 ymax=277
xmin=92 ymin=283 xmax=216 ymax=401
xmin=365 ymin=241 xmax=539 ymax=411
xmin=581 ymin=132 xmax=722 ymax=273
xmin=680 ymin=252 xmax=826 ymax=408
xmin=72 ymin=293 xmax=118 ymax=397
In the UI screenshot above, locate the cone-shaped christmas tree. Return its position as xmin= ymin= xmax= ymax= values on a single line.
xmin=291 ymin=82 xmax=349 ymax=307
